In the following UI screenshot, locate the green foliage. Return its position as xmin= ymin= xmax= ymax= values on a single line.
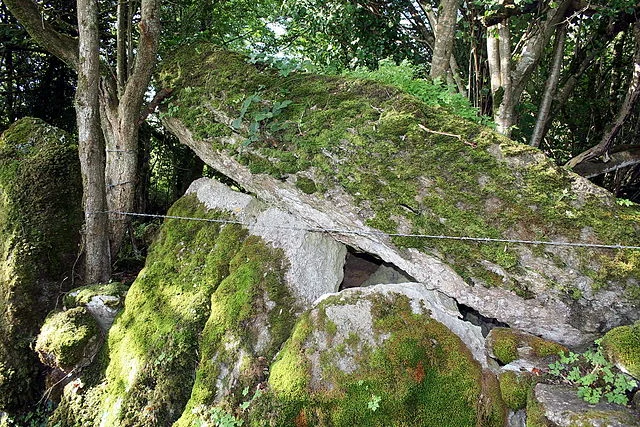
xmin=344 ymin=59 xmax=493 ymax=126
xmin=548 ymin=340 xmax=637 ymax=405
xmin=231 ymin=92 xmax=293 ymax=145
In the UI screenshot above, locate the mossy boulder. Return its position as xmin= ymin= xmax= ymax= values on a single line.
xmin=64 ymin=282 xmax=130 ymax=331
xmin=498 ymin=370 xmax=533 ymax=410
xmin=0 ymin=117 xmax=82 ymax=413
xmin=52 ymin=185 xmax=300 ymax=426
xmin=486 ymin=327 xmax=567 ymax=365
xmin=601 ymin=320 xmax=640 ymax=380
xmin=159 ymin=44 xmax=640 ymax=348
xmin=35 ymin=307 xmax=101 ymax=372
xmin=247 ymin=284 xmax=506 ymax=426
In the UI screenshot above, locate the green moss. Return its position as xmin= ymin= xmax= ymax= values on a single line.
xmin=488 ymin=328 xmax=567 ymax=365
xmin=490 ymin=330 xmax=519 ymax=365
xmin=295 ymin=176 xmax=318 ymax=194
xmin=64 ymin=282 xmax=130 ymax=308
xmin=158 ymin=44 xmax=640 ymax=299
xmin=253 ymin=292 xmax=505 ymax=426
xmin=176 ymin=233 xmax=297 ymax=426
xmin=498 ymin=371 xmax=532 ymax=410
xmin=601 ymin=321 xmax=640 ymax=379
xmin=50 ymin=192 xmax=296 ymax=426
xmin=525 ymin=387 xmax=550 ymax=427
xmin=0 ymin=117 xmax=82 ymax=413
xmin=34 ymin=307 xmax=101 ymax=371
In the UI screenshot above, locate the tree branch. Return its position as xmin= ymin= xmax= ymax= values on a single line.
xmin=572 ymin=146 xmax=640 ymax=178
xmin=3 ymin=0 xmax=78 ymax=69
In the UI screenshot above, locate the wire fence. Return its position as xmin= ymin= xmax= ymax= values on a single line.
xmin=96 ymin=210 xmax=640 ymax=251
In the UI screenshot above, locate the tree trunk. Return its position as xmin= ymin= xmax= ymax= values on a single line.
xmin=487 ymin=1 xmax=572 ymax=136
xmin=101 ymin=0 xmax=160 ymax=255
xmin=530 ymin=23 xmax=567 ymax=148
xmin=430 ymin=0 xmax=461 ymax=81
xmin=5 ymin=0 xmax=161 ymax=277
xmin=76 ymin=0 xmax=111 ymax=283
xmin=566 ymin=21 xmax=640 ymax=169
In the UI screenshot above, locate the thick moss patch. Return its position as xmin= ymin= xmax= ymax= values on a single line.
xmin=487 ymin=327 xmax=567 ymax=365
xmin=601 ymin=321 xmax=640 ymax=380
xmin=250 ymin=292 xmax=505 ymax=426
xmin=0 ymin=117 xmax=82 ymax=413
xmin=35 ymin=307 xmax=101 ymax=372
xmin=52 ymin=193 xmax=296 ymax=426
xmin=498 ymin=371 xmax=532 ymax=410
xmin=158 ymin=44 xmax=640 ymax=299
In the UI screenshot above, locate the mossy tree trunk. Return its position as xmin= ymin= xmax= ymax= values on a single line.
xmin=4 ymin=0 xmax=160 ymax=282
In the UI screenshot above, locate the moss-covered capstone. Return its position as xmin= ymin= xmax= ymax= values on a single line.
xmin=247 ymin=285 xmax=506 ymax=426
xmin=35 ymin=307 xmax=101 ymax=372
xmin=601 ymin=321 xmax=640 ymax=380
xmin=51 ymin=189 xmax=298 ymax=426
xmin=486 ymin=327 xmax=567 ymax=365
xmin=158 ymin=43 xmax=640 ymax=348
xmin=0 ymin=117 xmax=82 ymax=413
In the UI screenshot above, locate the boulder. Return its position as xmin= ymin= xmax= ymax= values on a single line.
xmin=531 ymin=383 xmax=640 ymax=426
xmin=159 ymin=44 xmax=640 ymax=348
xmin=601 ymin=320 xmax=640 ymax=380
xmin=0 ymin=118 xmax=82 ymax=413
xmin=249 ymin=284 xmax=505 ymax=426
xmin=64 ymin=282 xmax=129 ymax=331
xmin=51 ymin=178 xmax=345 ymax=426
xmin=35 ymin=307 xmax=102 ymax=372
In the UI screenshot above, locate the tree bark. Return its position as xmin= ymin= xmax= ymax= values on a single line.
xmin=487 ymin=1 xmax=571 ymax=136
xmin=430 ymin=0 xmax=461 ymax=81
xmin=566 ymin=21 xmax=640 ymax=169
xmin=101 ymin=0 xmax=160 ymax=254
xmin=76 ymin=0 xmax=111 ymax=283
xmin=530 ymin=23 xmax=567 ymax=148
xmin=5 ymin=0 xmax=161 ymax=277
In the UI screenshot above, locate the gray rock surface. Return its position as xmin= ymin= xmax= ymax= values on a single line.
xmin=187 ymin=178 xmax=346 ymax=308
xmin=315 ymin=282 xmax=488 ymax=368
xmin=84 ymin=295 xmax=121 ymax=331
xmin=164 ymin=117 xmax=635 ymax=348
xmin=533 ymin=383 xmax=640 ymax=427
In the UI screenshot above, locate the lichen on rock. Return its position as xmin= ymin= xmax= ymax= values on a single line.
xmin=0 ymin=117 xmax=82 ymax=414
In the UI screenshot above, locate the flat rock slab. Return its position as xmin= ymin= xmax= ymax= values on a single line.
xmin=533 ymin=383 xmax=640 ymax=427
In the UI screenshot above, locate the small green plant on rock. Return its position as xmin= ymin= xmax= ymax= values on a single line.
xmin=548 ymin=339 xmax=637 ymax=405
xmin=231 ymin=91 xmax=292 ymax=146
